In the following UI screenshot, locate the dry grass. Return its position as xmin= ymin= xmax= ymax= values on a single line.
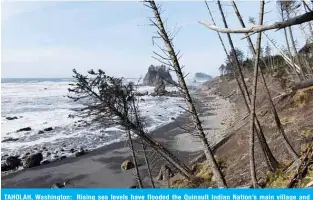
xmin=293 ymin=88 xmax=312 ymax=108
xmin=280 ymin=116 xmax=297 ymax=125
xmin=266 ymin=169 xmax=294 ymax=188
xmin=302 ymin=128 xmax=313 ymax=137
xmin=170 ymin=162 xmax=213 ymax=188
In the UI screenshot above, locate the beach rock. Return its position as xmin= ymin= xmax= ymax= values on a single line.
xmin=5 ymin=156 xmax=21 ymax=170
xmin=1 ymin=163 xmax=10 ymax=171
xmin=143 ymin=65 xmax=176 ymax=86
xmin=156 ymin=165 xmax=174 ymax=181
xmin=23 ymin=153 xmax=43 ymax=168
xmin=69 ymin=149 xmax=75 ymax=153
xmin=46 ymin=152 xmax=52 ymax=156
xmin=121 ymin=160 xmax=135 ymax=171
xmin=171 ymin=117 xmax=175 ymax=120
xmin=60 ymin=156 xmax=67 ymax=160
xmin=37 ymin=130 xmax=44 ymax=134
xmin=17 ymin=127 xmax=31 ymax=132
xmin=44 ymin=127 xmax=53 ymax=132
xmin=2 ymin=138 xmax=19 ymax=142
xmin=60 ymin=148 xmax=64 ymax=152
xmin=75 ymin=150 xmax=86 ymax=157
xmin=6 ymin=116 xmax=18 ymax=120
xmin=51 ymin=182 xmax=67 ymax=188
xmin=128 ymin=185 xmax=138 ymax=188
xmin=41 ymin=160 xmax=51 ymax=165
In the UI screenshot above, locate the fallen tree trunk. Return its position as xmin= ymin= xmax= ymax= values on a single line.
xmin=199 ymin=11 xmax=313 ymax=34
xmin=292 ymin=78 xmax=313 ymax=90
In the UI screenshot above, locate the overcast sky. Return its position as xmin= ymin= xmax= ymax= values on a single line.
xmin=1 ymin=1 xmax=307 ymax=78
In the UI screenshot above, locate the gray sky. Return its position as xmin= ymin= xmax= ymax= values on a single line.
xmin=1 ymin=1 xmax=308 ymax=78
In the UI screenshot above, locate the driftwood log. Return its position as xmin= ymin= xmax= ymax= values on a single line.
xmin=292 ymin=78 xmax=313 ymax=90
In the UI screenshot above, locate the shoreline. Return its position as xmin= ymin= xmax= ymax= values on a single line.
xmin=1 ymin=85 xmax=235 ymax=188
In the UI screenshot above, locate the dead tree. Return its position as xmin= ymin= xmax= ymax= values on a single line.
xmin=210 ymin=0 xmax=279 ymax=172
xmin=68 ymin=69 xmax=193 ymax=179
xmin=278 ymin=1 xmax=307 ymax=80
xmin=131 ymin=97 xmax=155 ymax=188
xmin=144 ymin=0 xmax=227 ymax=187
xmin=231 ymin=0 xmax=299 ymax=161
xmin=126 ymin=129 xmax=143 ymax=188
xmin=303 ymin=1 xmax=313 ymax=40
xmin=248 ymin=0 xmax=265 ymax=188
xmin=199 ymin=10 xmax=313 ymax=34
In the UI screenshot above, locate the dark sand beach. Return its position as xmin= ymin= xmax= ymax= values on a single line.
xmin=1 ymin=88 xmax=235 ymax=188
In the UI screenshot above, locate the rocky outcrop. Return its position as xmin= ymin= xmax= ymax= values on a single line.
xmin=6 ymin=116 xmax=18 ymax=120
xmin=2 ymin=156 xmax=21 ymax=171
xmin=17 ymin=127 xmax=31 ymax=132
xmin=121 ymin=160 xmax=135 ymax=171
xmin=44 ymin=127 xmax=53 ymax=132
xmin=23 ymin=153 xmax=43 ymax=168
xmin=143 ymin=65 xmax=176 ymax=86
xmin=194 ymin=73 xmax=213 ymax=81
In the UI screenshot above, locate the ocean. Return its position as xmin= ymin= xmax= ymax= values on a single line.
xmin=1 ymin=78 xmax=203 ymax=162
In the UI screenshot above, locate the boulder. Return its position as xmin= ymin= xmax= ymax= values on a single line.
xmin=75 ymin=149 xmax=86 ymax=157
xmin=44 ymin=127 xmax=53 ymax=132
xmin=17 ymin=127 xmax=31 ymax=132
xmin=38 ymin=130 xmax=44 ymax=134
xmin=2 ymin=138 xmax=19 ymax=142
xmin=23 ymin=153 xmax=43 ymax=168
xmin=1 ymin=163 xmax=9 ymax=172
xmin=5 ymin=156 xmax=21 ymax=170
xmin=121 ymin=160 xmax=135 ymax=171
xmin=6 ymin=116 xmax=18 ymax=120
xmin=143 ymin=65 xmax=176 ymax=86
xmin=51 ymin=182 xmax=67 ymax=188
xmin=60 ymin=156 xmax=67 ymax=160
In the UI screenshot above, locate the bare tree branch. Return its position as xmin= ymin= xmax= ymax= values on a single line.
xmin=199 ymin=11 xmax=313 ymax=33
